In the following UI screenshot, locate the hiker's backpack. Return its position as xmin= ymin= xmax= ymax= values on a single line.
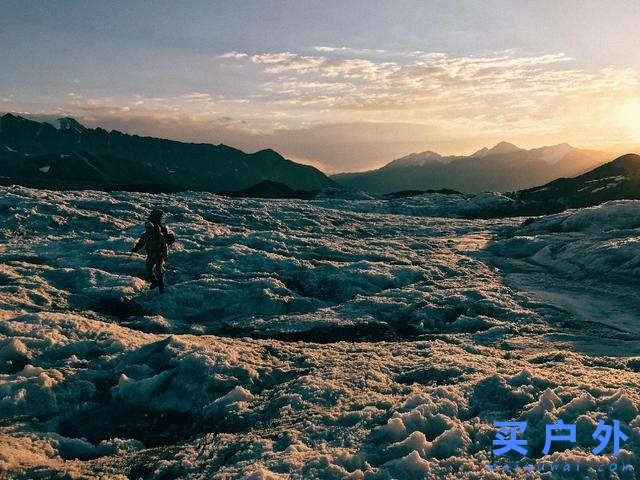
xmin=144 ymin=222 xmax=167 ymax=254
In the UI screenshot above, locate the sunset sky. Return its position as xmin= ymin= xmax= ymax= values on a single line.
xmin=2 ymin=0 xmax=640 ymax=172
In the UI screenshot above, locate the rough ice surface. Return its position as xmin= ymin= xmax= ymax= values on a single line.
xmin=0 ymin=186 xmax=638 ymax=479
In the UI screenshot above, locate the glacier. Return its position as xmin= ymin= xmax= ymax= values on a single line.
xmin=0 ymin=186 xmax=639 ymax=479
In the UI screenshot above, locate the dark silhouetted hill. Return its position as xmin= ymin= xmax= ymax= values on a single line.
xmin=382 ymin=189 xmax=462 ymax=199
xmin=218 ymin=180 xmax=318 ymax=199
xmin=505 ymin=153 xmax=640 ymax=216
xmin=0 ymin=113 xmax=335 ymax=193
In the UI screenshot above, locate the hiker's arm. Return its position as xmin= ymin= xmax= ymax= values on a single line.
xmin=161 ymin=225 xmax=176 ymax=248
xmin=132 ymin=233 xmax=147 ymax=252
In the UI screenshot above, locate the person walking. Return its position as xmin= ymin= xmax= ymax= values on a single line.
xmin=131 ymin=209 xmax=174 ymax=293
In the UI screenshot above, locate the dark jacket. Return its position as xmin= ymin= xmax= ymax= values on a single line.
xmin=133 ymin=222 xmax=169 ymax=260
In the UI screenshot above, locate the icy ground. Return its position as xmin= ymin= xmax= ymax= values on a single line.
xmin=0 ymin=186 xmax=639 ymax=479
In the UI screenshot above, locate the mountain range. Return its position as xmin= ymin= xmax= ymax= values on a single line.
xmin=0 ymin=114 xmax=335 ymax=193
xmin=3 ymin=112 xmax=637 ymax=217
xmin=331 ymin=141 xmax=613 ymax=194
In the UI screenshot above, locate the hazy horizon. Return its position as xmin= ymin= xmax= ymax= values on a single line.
xmin=2 ymin=0 xmax=640 ymax=172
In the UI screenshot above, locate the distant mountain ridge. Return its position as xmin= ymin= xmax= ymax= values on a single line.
xmin=332 ymin=142 xmax=613 ymax=194
xmin=0 ymin=113 xmax=335 ymax=193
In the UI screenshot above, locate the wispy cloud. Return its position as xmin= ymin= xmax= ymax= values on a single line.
xmin=223 ymin=49 xmax=639 ymax=140
xmin=219 ymin=51 xmax=249 ymax=59
xmin=6 ymin=48 xmax=640 ymax=173
xmin=313 ymin=46 xmax=387 ymax=55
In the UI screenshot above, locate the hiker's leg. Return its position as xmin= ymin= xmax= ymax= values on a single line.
xmin=156 ymin=258 xmax=165 ymax=292
xmin=146 ymin=258 xmax=158 ymax=287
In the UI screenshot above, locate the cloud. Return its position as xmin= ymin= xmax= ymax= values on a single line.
xmin=314 ymin=46 xmax=352 ymax=52
xmin=6 ymin=48 xmax=640 ymax=173
xmin=313 ymin=46 xmax=388 ymax=55
xmin=222 ymin=49 xmax=639 ymax=144
xmin=181 ymin=92 xmax=212 ymax=100
xmin=219 ymin=51 xmax=248 ymax=59
xmin=179 ymin=92 xmax=216 ymax=108
xmin=251 ymin=52 xmax=328 ymax=74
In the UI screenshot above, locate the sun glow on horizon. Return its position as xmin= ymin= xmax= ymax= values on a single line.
xmin=615 ymin=99 xmax=640 ymax=142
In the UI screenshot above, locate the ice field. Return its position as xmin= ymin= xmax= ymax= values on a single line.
xmin=0 ymin=186 xmax=639 ymax=479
